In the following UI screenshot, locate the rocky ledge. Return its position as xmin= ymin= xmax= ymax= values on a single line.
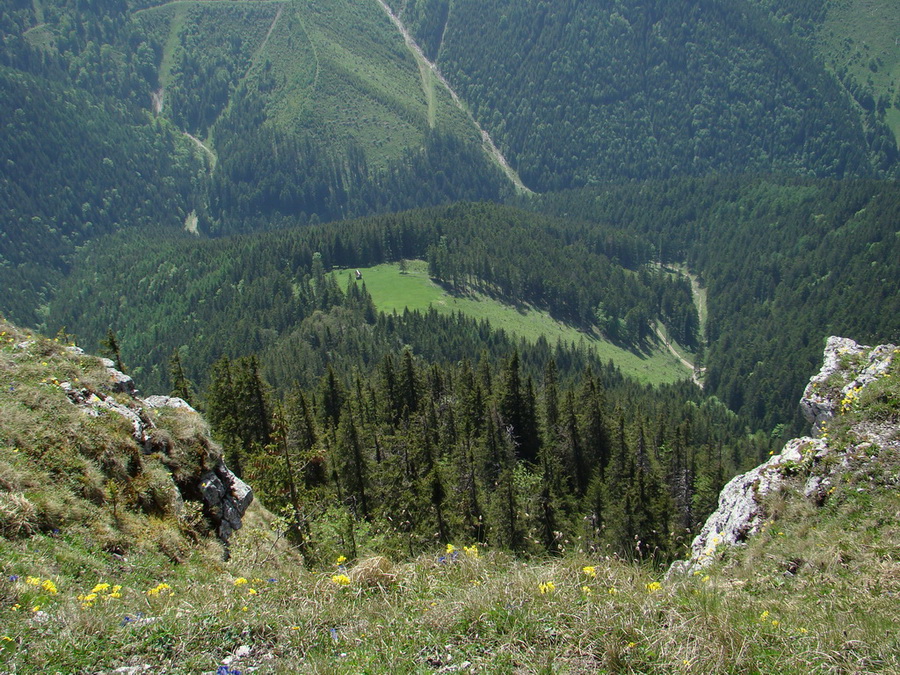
xmin=672 ymin=336 xmax=898 ymax=574
xmin=60 ymin=350 xmax=252 ymax=544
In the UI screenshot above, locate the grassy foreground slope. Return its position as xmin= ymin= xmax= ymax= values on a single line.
xmin=1 ymin=320 xmax=898 ymax=672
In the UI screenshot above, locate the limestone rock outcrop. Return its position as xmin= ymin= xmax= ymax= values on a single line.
xmin=672 ymin=336 xmax=897 ymax=573
xmin=60 ymin=356 xmax=252 ymax=543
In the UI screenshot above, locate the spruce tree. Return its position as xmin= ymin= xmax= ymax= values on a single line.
xmin=168 ymin=348 xmax=195 ymax=405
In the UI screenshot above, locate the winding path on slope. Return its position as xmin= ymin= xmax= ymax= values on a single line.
xmin=372 ymin=0 xmax=532 ymax=195
xmin=654 ymin=323 xmax=703 ymax=388
xmin=656 ymin=263 xmax=707 ymax=388
xmin=184 ymin=132 xmax=217 ymax=172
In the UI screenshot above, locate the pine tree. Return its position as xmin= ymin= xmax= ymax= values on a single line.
xmin=498 ymin=350 xmax=540 ymax=463
xmin=100 ymin=328 xmax=125 ymax=373
xmin=168 ymin=348 xmax=195 ymax=405
xmin=334 ymin=402 xmax=369 ymax=520
xmin=232 ymin=355 xmax=272 ymax=452
xmin=206 ymin=356 xmax=242 ymax=475
xmin=319 ymin=364 xmax=345 ymax=431
xmin=398 ymin=349 xmax=420 ymax=420
xmin=578 ymin=369 xmax=610 ymax=479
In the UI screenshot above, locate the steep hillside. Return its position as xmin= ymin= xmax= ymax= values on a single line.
xmin=404 ymin=0 xmax=894 ymax=190
xmin=0 ymin=67 xmax=205 ymax=327
xmin=0 ymin=318 xmax=254 ymax=552
xmin=753 ymin=0 xmax=900 ymax=151
xmin=0 ymin=0 xmax=511 ymax=319
xmin=1 ymin=325 xmax=898 ymax=672
xmin=531 ymin=177 xmax=900 ymax=433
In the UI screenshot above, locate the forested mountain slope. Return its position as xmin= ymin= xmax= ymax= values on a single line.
xmin=751 ymin=0 xmax=900 ymax=147
xmin=0 ymin=67 xmax=204 ymax=327
xmin=531 ymin=177 xmax=900 ymax=433
xmin=0 ymin=0 xmax=511 ymax=322
xmin=46 ymin=203 xmax=697 ymax=394
xmin=395 ymin=0 xmax=897 ymax=190
xmin=4 ymin=0 xmax=898 ymax=324
xmin=50 ymin=176 xmax=900 ymax=443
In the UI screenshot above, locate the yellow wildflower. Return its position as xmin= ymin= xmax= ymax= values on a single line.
xmin=646 ymin=581 xmax=662 ymax=593
xmin=759 ymin=610 xmax=769 ymax=621
xmin=445 ymin=543 xmax=456 ymax=555
xmin=91 ymin=583 xmax=110 ymax=594
xmin=463 ymin=545 xmax=479 ymax=558
xmin=331 ymin=574 xmax=351 ymax=586
xmin=608 ymin=587 xmax=618 ymax=595
xmin=582 ymin=565 xmax=596 ymax=578
xmin=247 ymin=588 xmax=258 ymax=596
xmin=581 ymin=586 xmax=593 ymax=596
xmin=538 ymin=581 xmax=556 ymax=595
xmin=25 ymin=576 xmax=41 ymax=587
xmin=233 ymin=577 xmax=248 ymax=586
xmin=146 ymin=583 xmax=172 ymax=597
xmin=41 ymin=579 xmax=58 ymax=594
xmin=336 ymin=555 xmax=347 ymax=565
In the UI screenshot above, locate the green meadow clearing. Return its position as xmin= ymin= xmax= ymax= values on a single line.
xmin=336 ymin=261 xmax=693 ymax=386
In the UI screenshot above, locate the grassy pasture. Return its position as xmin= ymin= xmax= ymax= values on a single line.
xmin=817 ymin=0 xmax=900 ymax=142
xmin=338 ymin=261 xmax=692 ymax=386
xmin=134 ymin=0 xmax=478 ymax=167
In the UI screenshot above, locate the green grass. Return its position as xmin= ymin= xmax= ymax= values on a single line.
xmin=339 ymin=261 xmax=694 ymax=386
xmin=816 ymin=0 xmax=900 ymax=143
xmin=3 ymin=522 xmax=899 ymax=673
xmin=134 ymin=0 xmax=479 ymax=168
xmin=2 ymin=322 xmax=899 ymax=672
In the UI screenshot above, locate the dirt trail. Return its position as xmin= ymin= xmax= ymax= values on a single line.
xmin=655 ymin=263 xmax=707 ymax=388
xmin=373 ymin=0 xmax=532 ymax=194
xmin=250 ymin=4 xmax=283 ymax=73
xmin=184 ymin=132 xmax=217 ymax=172
xmin=655 ymin=323 xmax=703 ymax=388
